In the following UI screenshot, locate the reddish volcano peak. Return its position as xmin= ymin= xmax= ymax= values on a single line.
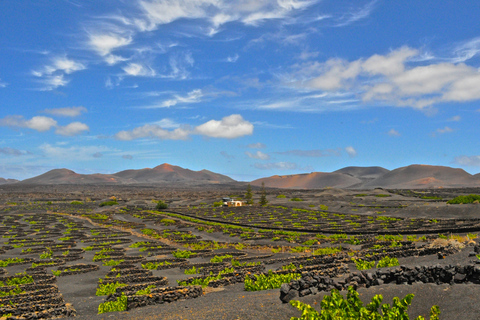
xmin=154 ymin=163 xmax=176 ymax=172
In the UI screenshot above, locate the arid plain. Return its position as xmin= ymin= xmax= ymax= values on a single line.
xmin=1 ymin=180 xmax=480 ymax=319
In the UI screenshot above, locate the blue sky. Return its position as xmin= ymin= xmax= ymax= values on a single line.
xmin=1 ymin=1 xmax=480 ymax=181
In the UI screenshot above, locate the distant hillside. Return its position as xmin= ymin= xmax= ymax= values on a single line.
xmin=334 ymin=166 xmax=389 ymax=180
xmin=113 ymin=163 xmax=235 ymax=184
xmin=251 ymin=172 xmax=362 ymax=189
xmin=362 ymin=164 xmax=480 ymax=189
xmin=18 ymin=164 xmax=235 ymax=185
xmin=0 ymin=178 xmax=19 ymax=185
xmin=252 ymin=165 xmax=480 ymax=189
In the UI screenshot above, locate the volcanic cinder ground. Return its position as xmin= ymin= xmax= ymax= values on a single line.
xmin=0 ymin=185 xmax=480 ymax=319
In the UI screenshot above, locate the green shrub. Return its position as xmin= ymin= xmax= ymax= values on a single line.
xmin=213 ymin=201 xmax=223 ymax=207
xmin=0 ymin=274 xmax=34 ymax=287
xmin=103 ymin=260 xmax=124 ymax=266
xmin=70 ymin=201 xmax=84 ymax=205
xmin=135 ymin=285 xmax=156 ymax=295
xmin=276 ymin=194 xmax=287 ymax=198
xmin=376 ymin=256 xmax=399 ymax=268
xmin=156 ymin=201 xmax=168 ymax=210
xmin=353 ymin=259 xmax=375 ymax=270
xmin=244 ymin=270 xmax=301 ymax=291
xmin=290 ymin=198 xmax=303 ymax=201
xmin=313 ymin=247 xmax=341 ymax=256
xmin=375 ymin=194 xmax=391 ymax=198
xmin=160 ymin=218 xmax=175 ymax=226
xmin=98 ymin=293 xmax=127 ymax=314
xmin=99 ymin=201 xmax=118 ymax=207
xmin=447 ymin=194 xmax=480 ymax=204
xmin=0 ymin=257 xmax=24 ymax=267
xmin=141 ymin=261 xmax=171 ymax=270
xmin=319 ymin=204 xmax=329 ymax=211
xmin=289 ymin=286 xmax=440 ymax=320
xmin=96 ymin=281 xmax=127 ymax=296
xmin=210 ymin=254 xmax=233 ymax=263
xmin=172 ymin=250 xmax=194 ymax=259
xmin=184 ymin=266 xmax=202 ymax=274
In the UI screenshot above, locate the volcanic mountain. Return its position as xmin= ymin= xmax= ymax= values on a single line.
xmin=0 ymin=178 xmax=19 ymax=185
xmin=251 ymin=172 xmax=363 ymax=189
xmin=18 ymin=164 xmax=235 ymax=185
xmin=362 ymin=164 xmax=480 ymax=189
xmin=112 ymin=163 xmax=235 ymax=184
xmin=252 ymin=165 xmax=480 ymax=189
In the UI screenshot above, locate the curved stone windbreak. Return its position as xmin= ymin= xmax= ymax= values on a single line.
xmin=280 ymin=263 xmax=480 ymax=303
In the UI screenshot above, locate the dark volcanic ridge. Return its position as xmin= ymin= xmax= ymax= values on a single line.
xmin=16 ymin=163 xmax=235 ymax=186
xmin=252 ymin=164 xmax=480 ymax=189
xmin=3 ymin=163 xmax=480 ymax=189
xmin=0 ymin=178 xmax=19 ymax=185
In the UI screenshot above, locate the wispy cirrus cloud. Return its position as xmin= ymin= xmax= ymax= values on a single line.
xmin=451 ymin=37 xmax=480 ymax=63
xmin=42 ymin=106 xmax=87 ymax=117
xmin=0 ymin=78 xmax=8 ymax=88
xmin=387 ymin=129 xmax=401 ymax=136
xmin=32 ymin=57 xmax=86 ymax=90
xmin=245 ymin=150 xmax=270 ymax=160
xmin=335 ymin=0 xmax=378 ymax=27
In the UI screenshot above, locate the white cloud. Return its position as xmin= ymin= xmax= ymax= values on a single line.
xmin=38 ymin=74 xmax=69 ymax=91
xmin=0 ymin=115 xmax=88 ymax=136
xmin=89 ymin=33 xmax=132 ymax=56
xmin=157 ymin=89 xmax=204 ymax=108
xmin=122 ymin=63 xmax=156 ymax=77
xmin=43 ymin=106 xmax=87 ymax=117
xmin=0 ymin=78 xmax=8 ymax=88
xmin=387 ymin=129 xmax=400 ymax=136
xmin=226 ymin=54 xmax=239 ymax=63
xmin=448 ymin=115 xmax=461 ymax=122
xmin=195 ymin=114 xmax=254 ymax=138
xmin=247 ymin=142 xmax=266 ymax=149
xmin=0 ymin=115 xmax=58 ymax=132
xmin=115 ymin=124 xmax=190 ymax=141
xmin=451 ymin=37 xmax=480 ymax=63
xmin=335 ymin=0 xmax=377 ymax=27
xmin=291 ymin=46 xmax=480 ymax=110
xmin=345 ymin=146 xmax=357 ymax=157
xmin=245 ymin=150 xmax=270 ymax=160
xmin=136 ymin=0 xmax=318 ymax=33
xmin=115 ymin=114 xmax=253 ymax=140
xmin=55 ymin=122 xmax=90 ymax=136
xmin=122 ymin=154 xmax=134 ymax=160
xmin=152 ymin=118 xmax=180 ymax=128
xmin=104 ymin=54 xmax=129 ymax=65
xmin=436 ymin=126 xmax=454 ymax=134
xmin=453 ymin=155 xmax=480 ymax=167
xmin=34 ymin=57 xmax=86 ymax=77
